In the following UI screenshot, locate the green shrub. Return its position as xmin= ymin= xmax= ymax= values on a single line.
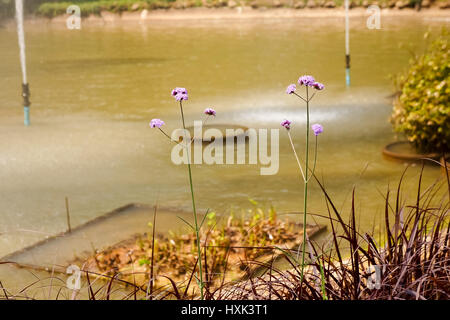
xmin=36 ymin=2 xmax=70 ymax=17
xmin=391 ymin=29 xmax=450 ymax=154
xmin=35 ymin=0 xmax=177 ymax=17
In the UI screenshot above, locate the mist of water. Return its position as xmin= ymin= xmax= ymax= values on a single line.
xmin=15 ymin=0 xmax=27 ymax=85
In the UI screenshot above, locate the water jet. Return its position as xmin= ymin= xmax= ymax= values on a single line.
xmin=15 ymin=0 xmax=30 ymax=126
xmin=345 ymin=0 xmax=351 ymax=87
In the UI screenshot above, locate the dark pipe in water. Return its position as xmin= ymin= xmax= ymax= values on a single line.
xmin=22 ymin=83 xmax=30 ymax=126
xmin=345 ymin=54 xmax=351 ymax=87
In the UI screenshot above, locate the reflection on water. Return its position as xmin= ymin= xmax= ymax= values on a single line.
xmin=0 ymin=16 xmax=447 ymax=261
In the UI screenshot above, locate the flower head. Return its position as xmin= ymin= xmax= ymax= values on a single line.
xmin=312 ymin=82 xmax=325 ymax=90
xmin=311 ymin=123 xmax=323 ymax=136
xmin=176 ymin=93 xmax=188 ymax=101
xmin=171 ymin=87 xmax=188 ymax=101
xmin=150 ymin=118 xmax=165 ymax=128
xmin=281 ymin=119 xmax=292 ymax=130
xmin=298 ymin=75 xmax=316 ymax=87
xmin=204 ymin=107 xmax=216 ymax=116
xmin=286 ymin=84 xmax=296 ymax=94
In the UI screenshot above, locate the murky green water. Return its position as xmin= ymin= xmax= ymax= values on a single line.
xmin=0 ymin=15 xmax=448 ymax=268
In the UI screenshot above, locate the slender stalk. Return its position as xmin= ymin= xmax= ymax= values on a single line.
xmin=159 ymin=115 xmax=212 ymax=147
xmin=65 ymin=196 xmax=71 ymax=233
xmin=287 ymin=131 xmax=306 ymax=181
xmin=147 ymin=204 xmax=157 ymax=300
xmin=293 ymin=92 xmax=307 ymax=103
xmin=158 ymin=128 xmax=179 ymax=144
xmin=188 ymin=114 xmax=212 ymax=146
xmin=300 ymin=86 xmax=310 ymax=283
xmin=179 ymin=101 xmax=204 ymax=299
xmin=319 ymin=260 xmax=328 ymax=300
xmin=306 ymin=136 xmax=318 ymax=183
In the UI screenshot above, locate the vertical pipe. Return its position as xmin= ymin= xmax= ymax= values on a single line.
xmin=345 ymin=0 xmax=351 ymax=87
xmin=65 ymin=197 xmax=72 ymax=233
xmin=22 ymin=84 xmax=30 ymax=126
xmin=15 ymin=0 xmax=30 ymax=126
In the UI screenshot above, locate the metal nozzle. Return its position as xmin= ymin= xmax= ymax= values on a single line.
xmin=22 ymin=83 xmax=30 ymax=107
xmin=22 ymin=83 xmax=30 ymax=126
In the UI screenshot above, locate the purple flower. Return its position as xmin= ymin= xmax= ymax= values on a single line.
xmin=286 ymin=84 xmax=296 ymax=94
xmin=298 ymin=75 xmax=316 ymax=87
xmin=312 ymin=82 xmax=325 ymax=90
xmin=150 ymin=118 xmax=165 ymax=128
xmin=175 ymin=93 xmax=188 ymax=101
xmin=171 ymin=87 xmax=188 ymax=101
xmin=281 ymin=119 xmax=291 ymax=130
xmin=311 ymin=123 xmax=323 ymax=136
xmin=171 ymin=87 xmax=187 ymax=95
xmin=204 ymin=107 xmax=216 ymax=116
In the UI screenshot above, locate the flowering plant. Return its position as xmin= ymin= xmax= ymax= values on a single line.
xmin=283 ymin=75 xmax=324 ymax=286
xmin=150 ymin=88 xmax=216 ymax=299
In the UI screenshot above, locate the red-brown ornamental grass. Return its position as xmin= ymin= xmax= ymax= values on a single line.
xmin=1 ymin=162 xmax=448 ymax=300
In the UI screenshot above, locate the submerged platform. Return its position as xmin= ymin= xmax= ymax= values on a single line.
xmin=0 ymin=204 xmax=196 ymax=273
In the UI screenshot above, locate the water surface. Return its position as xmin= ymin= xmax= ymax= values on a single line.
xmin=0 ymin=16 xmax=448 ymax=262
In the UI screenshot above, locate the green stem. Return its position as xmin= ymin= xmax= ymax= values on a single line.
xmin=179 ymin=101 xmax=204 ymax=300
xmin=319 ymin=261 xmax=327 ymax=300
xmin=306 ymin=136 xmax=318 ymax=183
xmin=287 ymin=131 xmax=306 ymax=181
xmin=301 ymin=86 xmax=310 ymax=284
xmin=158 ymin=128 xmax=181 ymax=145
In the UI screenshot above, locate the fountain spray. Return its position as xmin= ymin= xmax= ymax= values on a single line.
xmin=345 ymin=0 xmax=351 ymax=87
xmin=15 ymin=0 xmax=30 ymax=126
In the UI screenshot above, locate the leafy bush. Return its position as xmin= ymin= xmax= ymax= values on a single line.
xmin=391 ymin=29 xmax=450 ymax=154
xmin=36 ymin=2 xmax=68 ymax=17
xmin=36 ymin=0 xmax=176 ymax=18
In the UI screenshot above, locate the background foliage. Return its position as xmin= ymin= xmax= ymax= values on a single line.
xmin=1 ymin=0 xmax=449 ymax=20
xmin=391 ymin=29 xmax=449 ymax=154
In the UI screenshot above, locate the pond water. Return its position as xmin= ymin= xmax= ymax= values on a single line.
xmin=0 ymin=15 xmax=448 ymax=267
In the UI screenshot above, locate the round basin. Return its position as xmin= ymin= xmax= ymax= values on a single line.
xmin=382 ymin=141 xmax=440 ymax=162
xmin=181 ymin=124 xmax=250 ymax=143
